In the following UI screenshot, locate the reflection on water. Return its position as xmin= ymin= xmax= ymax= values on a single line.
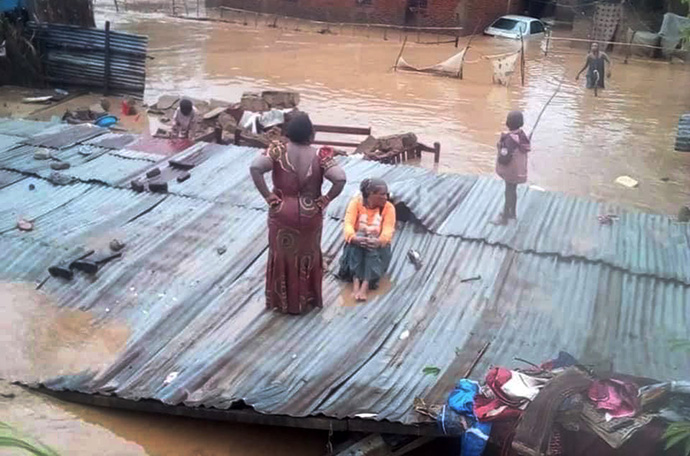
xmin=99 ymin=9 xmax=690 ymax=214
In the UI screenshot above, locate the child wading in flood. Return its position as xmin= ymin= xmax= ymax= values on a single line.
xmin=494 ymin=111 xmax=531 ymax=225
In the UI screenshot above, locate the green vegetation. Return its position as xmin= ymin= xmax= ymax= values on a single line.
xmin=0 ymin=422 xmax=59 ymax=456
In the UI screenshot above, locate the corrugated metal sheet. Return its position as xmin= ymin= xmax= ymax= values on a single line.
xmin=0 ymin=118 xmax=62 ymax=137
xmin=0 ymin=177 xmax=93 ymax=232
xmin=86 ymin=132 xmax=138 ymax=150
xmin=677 ymin=113 xmax=690 ymax=152
xmin=0 ymin=169 xmax=25 ymax=189
xmin=0 ymin=133 xmax=23 ymax=151
xmin=61 ymin=152 xmax=159 ymax=185
xmin=23 ymin=123 xmax=107 ymax=149
xmin=26 ymin=22 xmax=148 ymax=97
xmin=1 ymin=127 xmax=688 ymax=430
xmin=0 ymin=144 xmax=109 ymax=176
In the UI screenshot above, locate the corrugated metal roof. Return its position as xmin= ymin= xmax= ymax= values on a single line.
xmin=0 ymin=118 xmax=62 ymax=137
xmin=86 ymin=133 xmax=138 ymax=150
xmin=0 ymin=133 xmax=23 ymax=151
xmin=676 ymin=113 xmax=690 ymax=152
xmin=25 ymin=22 xmax=149 ymax=97
xmin=23 ymin=123 xmax=107 ymax=149
xmin=0 ymin=144 xmax=110 ymax=176
xmin=61 ymin=152 xmax=159 ymax=185
xmin=0 ymin=177 xmax=93 ymax=232
xmin=1 ymin=121 xmax=689 ymax=430
xmin=0 ymin=169 xmax=25 ymax=189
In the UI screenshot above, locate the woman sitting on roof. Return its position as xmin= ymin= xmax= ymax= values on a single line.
xmin=338 ymin=178 xmax=396 ymax=302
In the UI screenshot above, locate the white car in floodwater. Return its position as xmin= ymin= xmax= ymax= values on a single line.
xmin=484 ymin=15 xmax=546 ymax=39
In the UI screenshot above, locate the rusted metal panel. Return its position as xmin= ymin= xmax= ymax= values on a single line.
xmin=25 ymin=22 xmax=148 ymax=97
xmin=24 ymin=124 xmax=107 ymax=149
xmin=0 ymin=136 xmax=688 ymax=435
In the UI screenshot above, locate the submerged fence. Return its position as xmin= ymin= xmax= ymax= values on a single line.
xmin=26 ymin=21 xmax=149 ymax=97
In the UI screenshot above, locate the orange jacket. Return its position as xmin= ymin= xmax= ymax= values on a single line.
xmin=343 ymin=195 xmax=396 ymax=245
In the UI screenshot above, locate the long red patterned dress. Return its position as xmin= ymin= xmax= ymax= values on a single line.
xmin=265 ymin=141 xmax=336 ymax=314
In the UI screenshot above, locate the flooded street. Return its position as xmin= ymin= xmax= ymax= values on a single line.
xmin=98 ymin=7 xmax=690 ymax=214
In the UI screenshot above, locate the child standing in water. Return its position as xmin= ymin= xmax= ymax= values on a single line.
xmin=494 ymin=111 xmax=531 ymax=225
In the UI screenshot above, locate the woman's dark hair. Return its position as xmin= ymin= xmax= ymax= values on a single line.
xmin=360 ymin=178 xmax=388 ymax=200
xmin=286 ymin=113 xmax=314 ymax=145
xmin=506 ymin=111 xmax=524 ymax=131
xmin=180 ymin=99 xmax=193 ymax=116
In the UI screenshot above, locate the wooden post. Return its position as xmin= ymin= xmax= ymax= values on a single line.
xmin=394 ymin=35 xmax=407 ymax=71
xmin=520 ymin=31 xmax=525 ymax=87
xmin=172 ymin=0 xmax=176 ymax=16
xmin=383 ymin=28 xmax=387 ymax=40
xmin=113 ymin=0 xmax=119 ymax=12
xmin=433 ymin=142 xmax=440 ymax=163
xmin=624 ymin=30 xmax=636 ymax=64
xmin=104 ymin=21 xmax=111 ymax=94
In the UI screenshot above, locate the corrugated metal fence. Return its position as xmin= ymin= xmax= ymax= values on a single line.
xmin=26 ymin=22 xmax=148 ymax=97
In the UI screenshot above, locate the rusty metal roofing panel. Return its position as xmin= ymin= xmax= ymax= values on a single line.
xmin=25 ymin=22 xmax=149 ymax=97
xmin=166 ymin=144 xmax=265 ymax=205
xmin=86 ymin=133 xmax=138 ymax=150
xmin=0 ymin=118 xmax=62 ymax=137
xmin=435 ymin=177 xmax=690 ymax=284
xmin=0 ymin=236 xmax=65 ymax=284
xmin=61 ymin=152 xmax=158 ymax=186
xmin=4 ymin=186 xmax=165 ymax=246
xmin=109 ymin=149 xmax=164 ymax=162
xmin=0 ymin=178 xmax=93 ymax=233
xmin=2 ymin=135 xmax=689 ymax=431
xmin=0 ymin=144 xmax=109 ymax=176
xmin=23 ymin=124 xmax=107 ymax=149
xmin=12 ymin=212 xmax=688 ymax=426
xmin=0 ymin=133 xmax=23 ymax=151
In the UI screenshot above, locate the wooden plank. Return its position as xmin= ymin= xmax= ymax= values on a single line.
xmin=312 ymin=140 xmax=361 ymax=148
xmin=313 ymin=124 xmax=371 ymax=136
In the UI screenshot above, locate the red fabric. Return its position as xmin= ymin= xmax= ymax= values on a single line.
xmin=588 ymin=378 xmax=640 ymax=418
xmin=474 ymin=368 xmax=524 ymax=422
xmin=264 ymin=142 xmax=331 ymax=315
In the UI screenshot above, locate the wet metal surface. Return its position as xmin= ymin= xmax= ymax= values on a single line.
xmin=26 ymin=22 xmax=149 ymax=97
xmin=24 ymin=123 xmax=108 ymax=149
xmin=0 ymin=118 xmax=688 ymax=431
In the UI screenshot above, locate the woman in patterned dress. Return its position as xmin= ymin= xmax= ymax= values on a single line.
xmin=250 ymin=113 xmax=346 ymax=314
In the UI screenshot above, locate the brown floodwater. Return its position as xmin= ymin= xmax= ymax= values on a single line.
xmin=96 ymin=6 xmax=690 ymax=214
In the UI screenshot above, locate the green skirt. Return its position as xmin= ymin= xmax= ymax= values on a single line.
xmin=338 ymin=243 xmax=392 ymax=289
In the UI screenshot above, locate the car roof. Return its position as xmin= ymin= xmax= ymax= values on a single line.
xmin=497 ymin=15 xmax=540 ymax=23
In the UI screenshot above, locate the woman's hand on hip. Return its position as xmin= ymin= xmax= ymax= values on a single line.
xmin=315 ymin=195 xmax=330 ymax=211
xmin=265 ymin=192 xmax=282 ymax=208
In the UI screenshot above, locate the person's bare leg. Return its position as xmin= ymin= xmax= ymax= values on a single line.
xmin=352 ymin=278 xmax=361 ymax=299
xmin=358 ymin=280 xmax=370 ymax=301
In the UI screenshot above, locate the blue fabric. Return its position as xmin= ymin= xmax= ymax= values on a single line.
xmin=443 ymin=379 xmax=492 ymax=456
xmin=461 ymin=421 xmax=492 ymax=456
xmin=448 ymin=379 xmax=479 ymax=415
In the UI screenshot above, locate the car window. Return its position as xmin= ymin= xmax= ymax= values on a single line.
xmin=530 ymin=21 xmax=544 ymax=34
xmin=491 ymin=18 xmax=519 ymax=31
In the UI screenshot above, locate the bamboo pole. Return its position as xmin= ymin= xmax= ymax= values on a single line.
xmin=394 ymin=34 xmax=408 ymax=71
